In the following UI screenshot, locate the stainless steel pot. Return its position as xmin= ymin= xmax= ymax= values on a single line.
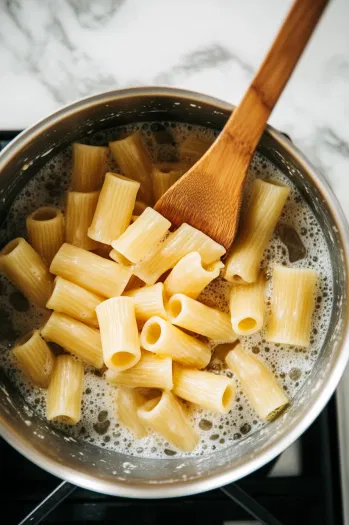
xmin=0 ymin=87 xmax=348 ymax=498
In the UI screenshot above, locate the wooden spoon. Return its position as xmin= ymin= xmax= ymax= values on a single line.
xmin=155 ymin=0 xmax=328 ymax=250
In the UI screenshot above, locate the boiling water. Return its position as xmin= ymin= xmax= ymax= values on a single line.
xmin=0 ymin=122 xmax=333 ymax=458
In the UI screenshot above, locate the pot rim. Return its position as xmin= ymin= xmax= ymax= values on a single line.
xmin=1 ymin=86 xmax=349 ymax=498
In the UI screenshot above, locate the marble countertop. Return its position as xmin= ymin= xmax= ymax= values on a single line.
xmin=1 ymin=0 xmax=349 ymax=210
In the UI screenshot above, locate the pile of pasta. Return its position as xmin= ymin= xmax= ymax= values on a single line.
xmin=0 ymin=132 xmax=317 ymax=452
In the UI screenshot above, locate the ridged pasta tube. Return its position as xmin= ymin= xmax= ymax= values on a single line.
xmin=266 ymin=265 xmax=317 ymax=346
xmin=138 ymin=391 xmax=199 ymax=452
xmin=47 ymin=355 xmax=84 ymax=424
xmin=140 ymin=316 xmax=211 ymax=369
xmin=224 ymin=179 xmax=290 ymax=284
xmin=13 ymin=330 xmax=55 ymax=388
xmin=96 ymin=297 xmax=141 ymax=371
xmin=26 ymin=206 xmax=65 ymax=265
xmin=225 ymin=344 xmax=288 ymax=421
xmin=164 ymin=252 xmax=223 ymax=299
xmin=0 ymin=237 xmax=53 ymax=308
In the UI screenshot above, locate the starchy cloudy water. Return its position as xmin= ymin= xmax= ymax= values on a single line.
xmin=0 ymin=122 xmax=333 ymax=458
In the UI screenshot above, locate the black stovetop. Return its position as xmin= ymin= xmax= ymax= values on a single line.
xmin=0 ymin=133 xmax=344 ymax=525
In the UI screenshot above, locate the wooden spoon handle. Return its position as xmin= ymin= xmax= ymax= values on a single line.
xmin=222 ymin=0 xmax=329 ymax=156
xmin=154 ymin=0 xmax=329 ymax=250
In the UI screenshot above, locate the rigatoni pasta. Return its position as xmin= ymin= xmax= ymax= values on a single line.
xmin=96 ymin=297 xmax=140 ymax=371
xmin=71 ymin=143 xmax=108 ymax=192
xmin=167 ymin=294 xmax=237 ymax=341
xmin=88 ymin=172 xmax=140 ymax=245
xmin=266 ymin=265 xmax=317 ymax=346
xmin=116 ymin=388 xmax=147 ymax=438
xmin=26 ymin=206 xmax=65 ymax=265
xmin=46 ymin=276 xmax=103 ymax=327
xmin=229 ymin=273 xmax=266 ymax=335
xmin=5 ymin=122 xmax=326 ymax=453
xmin=226 ymin=344 xmax=289 ymax=421
xmin=13 ymin=330 xmax=55 ymax=388
xmin=134 ymin=223 xmax=225 ymax=285
xmin=151 ymin=164 xmax=186 ymax=201
xmin=224 ymin=179 xmax=290 ymax=284
xmin=140 ymin=316 xmax=211 ymax=369
xmin=0 ymin=237 xmax=53 ymax=308
xmin=41 ymin=312 xmax=103 ymax=369
xmin=105 ymin=353 xmax=173 ymax=390
xmin=111 ymin=207 xmax=170 ymax=264
xmin=173 ymin=364 xmax=236 ymax=413
xmin=47 ymin=355 xmax=84 ymax=424
xmin=109 ymin=132 xmax=154 ymax=205
xmin=65 ymin=190 xmax=99 ymax=250
xmin=138 ymin=391 xmax=199 ymax=452
xmin=164 ymin=252 xmax=223 ymax=299
xmin=123 ymin=282 xmax=168 ymax=323
xmin=50 ymin=243 xmax=132 ymax=298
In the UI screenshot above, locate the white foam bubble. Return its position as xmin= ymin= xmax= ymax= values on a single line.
xmin=0 ymin=122 xmax=333 ymax=458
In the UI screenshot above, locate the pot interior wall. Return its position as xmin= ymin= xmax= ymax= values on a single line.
xmin=0 ymin=91 xmax=347 ymax=493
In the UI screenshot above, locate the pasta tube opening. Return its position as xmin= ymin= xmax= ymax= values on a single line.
xmin=111 ymin=352 xmax=135 ymax=368
xmin=26 ymin=206 xmax=65 ymax=265
xmin=142 ymin=396 xmax=161 ymax=413
xmin=33 ymin=208 xmax=58 ymax=221
xmin=222 ymin=384 xmax=235 ymax=409
xmin=140 ymin=316 xmax=211 ymax=369
xmin=238 ymin=318 xmax=257 ymax=331
xmin=138 ymin=391 xmax=199 ymax=452
xmin=2 ymin=238 xmax=19 ymax=255
xmin=230 ymin=275 xmax=244 ymax=284
xmin=17 ymin=330 xmax=35 ymax=346
xmin=167 ymin=297 xmax=182 ymax=318
xmin=143 ymin=321 xmax=162 ymax=345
